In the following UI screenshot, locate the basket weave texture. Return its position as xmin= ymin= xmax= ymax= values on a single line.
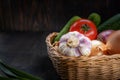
xmin=46 ymin=32 xmax=120 ymax=80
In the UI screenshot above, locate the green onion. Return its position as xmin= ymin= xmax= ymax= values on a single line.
xmin=0 ymin=60 xmax=42 ymax=80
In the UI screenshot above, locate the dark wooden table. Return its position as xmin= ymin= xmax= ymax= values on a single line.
xmin=0 ymin=31 xmax=61 ymax=80
xmin=0 ymin=0 xmax=120 ymax=80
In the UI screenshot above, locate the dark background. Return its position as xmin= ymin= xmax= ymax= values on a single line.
xmin=0 ymin=0 xmax=120 ymax=32
xmin=0 ymin=0 xmax=120 ymax=80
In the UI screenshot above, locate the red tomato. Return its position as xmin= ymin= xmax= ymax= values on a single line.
xmin=69 ymin=19 xmax=97 ymax=40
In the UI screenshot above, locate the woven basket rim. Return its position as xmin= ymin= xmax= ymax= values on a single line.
xmin=46 ymin=32 xmax=120 ymax=61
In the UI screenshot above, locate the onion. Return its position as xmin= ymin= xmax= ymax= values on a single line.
xmin=97 ymin=30 xmax=114 ymax=44
xmin=105 ymin=30 xmax=120 ymax=54
xmin=90 ymin=40 xmax=106 ymax=56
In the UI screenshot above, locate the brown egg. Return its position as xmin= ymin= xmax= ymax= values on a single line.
xmin=105 ymin=30 xmax=120 ymax=54
xmin=90 ymin=40 xmax=106 ymax=56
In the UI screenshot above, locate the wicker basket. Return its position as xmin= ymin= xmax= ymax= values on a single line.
xmin=46 ymin=32 xmax=120 ymax=80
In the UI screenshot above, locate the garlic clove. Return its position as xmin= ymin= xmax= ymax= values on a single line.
xmin=79 ymin=47 xmax=91 ymax=56
xmin=67 ymin=48 xmax=78 ymax=57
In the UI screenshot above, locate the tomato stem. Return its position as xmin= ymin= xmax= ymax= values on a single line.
xmin=81 ymin=24 xmax=90 ymax=31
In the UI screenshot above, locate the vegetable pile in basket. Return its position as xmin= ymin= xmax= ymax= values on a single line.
xmin=53 ymin=13 xmax=120 ymax=57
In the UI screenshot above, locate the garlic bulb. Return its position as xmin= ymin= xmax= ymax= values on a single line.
xmin=58 ymin=31 xmax=92 ymax=57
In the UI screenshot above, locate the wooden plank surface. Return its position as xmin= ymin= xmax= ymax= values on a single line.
xmin=0 ymin=0 xmax=120 ymax=32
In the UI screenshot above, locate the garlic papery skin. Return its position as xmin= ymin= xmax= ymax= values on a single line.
xmin=58 ymin=31 xmax=92 ymax=57
xmin=67 ymin=35 xmax=79 ymax=48
xmin=79 ymin=47 xmax=91 ymax=56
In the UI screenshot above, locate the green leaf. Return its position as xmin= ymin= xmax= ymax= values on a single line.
xmin=0 ymin=76 xmax=14 ymax=80
xmin=0 ymin=63 xmax=17 ymax=78
xmin=0 ymin=60 xmax=42 ymax=80
xmin=88 ymin=12 xmax=101 ymax=26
